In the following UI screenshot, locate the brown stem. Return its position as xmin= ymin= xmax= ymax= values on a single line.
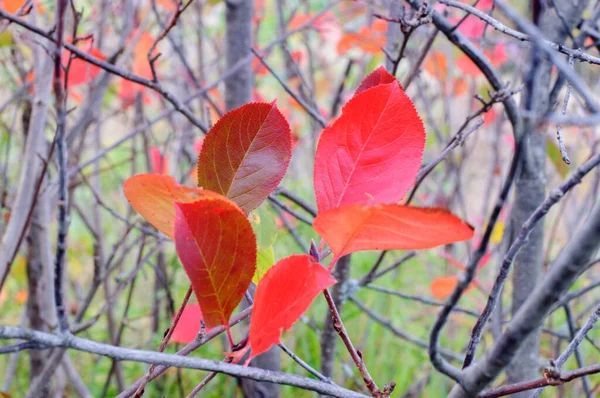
xmin=322 ymin=288 xmax=395 ymax=397
xmin=479 ymin=363 xmax=600 ymax=398
xmin=133 ymin=285 xmax=193 ymax=397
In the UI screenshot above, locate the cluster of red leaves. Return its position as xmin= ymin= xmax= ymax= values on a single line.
xmin=313 ymin=67 xmax=474 ymax=267
xmin=126 ymin=101 xmax=332 ymax=355
xmin=124 ymin=67 xmax=474 ymax=362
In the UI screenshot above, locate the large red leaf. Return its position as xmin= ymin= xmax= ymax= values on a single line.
xmin=313 ymin=204 xmax=474 ymax=260
xmin=174 ymin=199 xmax=256 ymax=329
xmin=123 ymin=174 xmax=220 ymax=239
xmin=197 ymin=102 xmax=292 ymax=213
xmin=239 ymin=255 xmax=336 ymax=361
xmin=313 ymin=82 xmax=425 ymax=213
xmin=355 ymin=66 xmax=399 ymax=95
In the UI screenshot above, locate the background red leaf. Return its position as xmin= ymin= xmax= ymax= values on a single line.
xmin=354 ymin=66 xmax=399 ymax=95
xmin=123 ymin=174 xmax=220 ymax=239
xmin=149 ymin=147 xmax=168 ymax=174
xmin=170 ymin=304 xmax=213 ymax=344
xmin=63 ymin=47 xmax=105 ymax=87
xmin=243 ymin=255 xmax=336 ymax=360
xmin=313 ymin=82 xmax=425 ymax=213
xmin=197 ymin=102 xmax=292 ymax=213
xmin=313 ymin=204 xmax=475 ymax=259
xmin=174 ymin=199 xmax=256 ymax=328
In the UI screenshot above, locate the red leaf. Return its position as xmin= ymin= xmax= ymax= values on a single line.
xmin=123 ymin=174 xmax=220 ymax=239
xmin=313 ymin=82 xmax=425 ymax=213
xmin=451 ymin=16 xmax=486 ymax=39
xmin=193 ymin=138 xmax=204 ymax=154
xmin=174 ymin=199 xmax=256 ymax=328
xmin=355 ymin=66 xmax=399 ymax=95
xmin=241 ymin=255 xmax=336 ymax=360
xmin=63 ymin=47 xmax=105 ymax=87
xmin=170 ymin=304 xmax=213 ymax=344
xmin=489 ymin=43 xmax=508 ymax=67
xmin=149 ymin=147 xmax=168 ymax=174
xmin=197 ymin=102 xmax=292 ymax=213
xmin=457 ymin=54 xmax=481 ymax=77
xmin=156 ymin=0 xmax=177 ymax=11
xmin=252 ymin=58 xmax=269 ymax=76
xmin=313 ymin=204 xmax=475 ymax=259
xmin=27 ymin=43 xmax=106 ymax=90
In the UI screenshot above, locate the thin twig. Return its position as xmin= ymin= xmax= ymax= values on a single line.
xmin=478 ymin=363 xmax=600 ymax=398
xmin=0 ymin=326 xmax=368 ymax=398
xmin=463 ymin=152 xmax=600 ymax=368
xmin=250 ymin=47 xmax=327 ymax=128
xmin=133 ymin=286 xmax=193 ymax=397
xmin=322 ymin=288 xmax=395 ymax=397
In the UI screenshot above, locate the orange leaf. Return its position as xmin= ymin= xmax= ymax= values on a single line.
xmin=336 ymin=32 xmax=359 ymax=54
xmin=174 ymin=199 xmax=256 ymax=329
xmin=372 ymin=19 xmax=388 ymax=33
xmin=197 ymin=102 xmax=292 ymax=213
xmin=457 ymin=53 xmax=481 ymax=77
xmin=336 ymin=25 xmax=385 ymax=55
xmin=313 ymin=204 xmax=475 ymax=259
xmin=430 ymin=276 xmax=475 ymax=300
xmin=252 ymin=58 xmax=269 ymax=76
xmin=123 ymin=174 xmax=220 ymax=239
xmin=1 ymin=0 xmax=25 ymax=13
xmin=15 ymin=289 xmax=27 ymax=304
xmin=452 ymin=77 xmax=468 ymax=97
xmin=157 ymin=0 xmax=177 ymax=11
xmin=239 ymin=255 xmax=336 ymax=361
xmin=424 ymin=51 xmax=448 ymax=82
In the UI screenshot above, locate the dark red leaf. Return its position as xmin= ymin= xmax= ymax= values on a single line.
xmin=197 ymin=102 xmax=292 ymax=213
xmin=174 ymin=199 xmax=256 ymax=329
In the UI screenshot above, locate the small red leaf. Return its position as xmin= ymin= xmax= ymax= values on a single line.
xmin=313 ymin=204 xmax=475 ymax=259
xmin=197 ymin=102 xmax=292 ymax=213
xmin=243 ymin=255 xmax=336 ymax=360
xmin=174 ymin=199 xmax=256 ymax=328
xmin=355 ymin=66 xmax=399 ymax=95
xmin=149 ymin=147 xmax=168 ymax=174
xmin=63 ymin=47 xmax=105 ymax=87
xmin=314 ymin=82 xmax=425 ymax=213
xmin=123 ymin=174 xmax=220 ymax=239
xmin=170 ymin=304 xmax=213 ymax=344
